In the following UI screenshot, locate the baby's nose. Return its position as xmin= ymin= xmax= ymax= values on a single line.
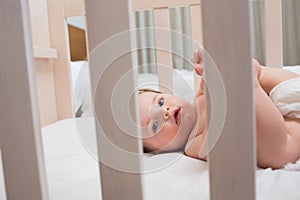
xmin=149 ymin=105 xmax=172 ymax=120
xmin=163 ymin=106 xmax=172 ymax=119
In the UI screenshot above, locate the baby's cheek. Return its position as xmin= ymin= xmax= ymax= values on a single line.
xmin=161 ymin=124 xmax=178 ymax=137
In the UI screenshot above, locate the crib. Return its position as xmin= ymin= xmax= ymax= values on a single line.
xmin=1 ymin=0 xmax=300 ymax=199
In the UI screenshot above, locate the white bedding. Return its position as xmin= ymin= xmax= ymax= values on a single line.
xmin=40 ymin=117 xmax=300 ymax=200
xmin=44 ymin=65 xmax=300 ymax=199
xmin=71 ymin=61 xmax=195 ymax=117
xmin=71 ymin=61 xmax=300 ymax=118
xmin=1 ymin=65 xmax=299 ymax=199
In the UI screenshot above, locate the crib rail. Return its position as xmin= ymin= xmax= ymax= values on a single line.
xmin=153 ymin=8 xmax=174 ymax=92
xmin=265 ymin=0 xmax=283 ymax=67
xmin=63 ymin=0 xmax=86 ymax=17
xmin=0 ymin=0 xmax=49 ymax=199
xmin=86 ymin=0 xmax=144 ymax=199
xmin=202 ymin=0 xmax=256 ymax=199
xmin=131 ymin=0 xmax=200 ymax=10
xmin=132 ymin=0 xmax=202 ymax=93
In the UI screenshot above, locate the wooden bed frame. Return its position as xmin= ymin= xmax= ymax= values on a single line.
xmin=0 ymin=0 xmax=284 ymax=199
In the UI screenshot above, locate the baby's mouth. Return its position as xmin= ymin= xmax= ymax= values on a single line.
xmin=174 ymin=108 xmax=181 ymax=125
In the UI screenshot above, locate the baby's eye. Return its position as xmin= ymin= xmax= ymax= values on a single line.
xmin=158 ymin=98 xmax=165 ymax=107
xmin=152 ymin=121 xmax=158 ymax=133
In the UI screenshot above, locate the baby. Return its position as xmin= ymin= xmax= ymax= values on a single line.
xmin=139 ymin=50 xmax=300 ymax=169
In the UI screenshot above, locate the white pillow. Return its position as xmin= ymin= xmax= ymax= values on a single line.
xmin=284 ymin=66 xmax=300 ymax=75
xmin=71 ymin=61 xmax=93 ymax=117
xmin=71 ymin=64 xmax=300 ymax=118
xmin=138 ymin=69 xmax=195 ymax=103
xmin=71 ymin=62 xmax=195 ymax=117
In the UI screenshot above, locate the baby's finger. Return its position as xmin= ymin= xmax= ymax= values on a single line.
xmin=197 ymin=49 xmax=203 ymax=61
xmin=193 ymin=50 xmax=200 ymax=64
xmin=194 ymin=64 xmax=204 ymax=76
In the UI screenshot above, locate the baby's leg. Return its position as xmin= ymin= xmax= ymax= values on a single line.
xmin=254 ymin=77 xmax=289 ymax=168
xmin=254 ymin=60 xmax=300 ymax=94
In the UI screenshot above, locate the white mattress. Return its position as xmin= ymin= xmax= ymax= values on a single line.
xmin=40 ymin=117 xmax=300 ymax=200
xmin=1 ymin=66 xmax=300 ymax=199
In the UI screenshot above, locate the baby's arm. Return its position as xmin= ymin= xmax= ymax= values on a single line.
xmin=185 ymin=131 xmax=207 ymax=160
xmin=193 ymin=49 xmax=300 ymax=95
xmin=185 ymin=51 xmax=207 ymax=159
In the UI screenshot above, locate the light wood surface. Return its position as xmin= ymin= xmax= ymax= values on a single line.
xmin=64 ymin=0 xmax=86 ymax=17
xmin=0 ymin=0 xmax=49 ymax=199
xmin=28 ymin=0 xmax=51 ymax=48
xmin=154 ymin=8 xmax=173 ymax=93
xmin=202 ymin=0 xmax=256 ymax=199
xmin=33 ymin=47 xmax=58 ymax=58
xmin=190 ymin=4 xmax=203 ymax=93
xmin=48 ymin=0 xmax=74 ymax=120
xmin=132 ymin=0 xmax=200 ymax=10
xmin=86 ymin=0 xmax=144 ymax=199
xmin=28 ymin=0 xmax=60 ymax=126
xmin=34 ymin=58 xmax=58 ymax=126
xmin=265 ymin=0 xmax=283 ymax=68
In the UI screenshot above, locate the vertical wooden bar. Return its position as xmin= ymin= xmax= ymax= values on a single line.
xmin=63 ymin=0 xmax=86 ymax=17
xmin=265 ymin=0 xmax=283 ymax=68
xmin=0 ymin=0 xmax=49 ymax=199
xmin=86 ymin=0 xmax=144 ymax=199
xmin=34 ymin=59 xmax=58 ymax=126
xmin=202 ymin=0 xmax=256 ymax=200
xmin=190 ymin=3 xmax=203 ymax=93
xmin=47 ymin=0 xmax=74 ymax=120
xmin=28 ymin=0 xmax=59 ymax=126
xmin=154 ymin=8 xmax=173 ymax=93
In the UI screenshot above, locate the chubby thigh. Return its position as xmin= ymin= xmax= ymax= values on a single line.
xmin=255 ymin=82 xmax=300 ymax=169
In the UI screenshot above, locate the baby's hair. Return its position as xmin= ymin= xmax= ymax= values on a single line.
xmin=138 ymin=88 xmax=162 ymax=95
xmin=138 ymin=88 xmax=161 ymax=154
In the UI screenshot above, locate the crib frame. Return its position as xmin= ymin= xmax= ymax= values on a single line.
xmin=0 ymin=0 xmax=284 ymax=199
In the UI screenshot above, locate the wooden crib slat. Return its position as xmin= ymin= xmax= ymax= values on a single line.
xmin=28 ymin=0 xmax=59 ymax=126
xmin=190 ymin=4 xmax=203 ymax=94
xmin=86 ymin=0 xmax=144 ymax=199
xmin=154 ymin=8 xmax=173 ymax=93
xmin=202 ymin=0 xmax=256 ymax=199
xmin=131 ymin=0 xmax=200 ymax=11
xmin=33 ymin=47 xmax=58 ymax=58
xmin=28 ymin=0 xmax=51 ymax=49
xmin=190 ymin=5 xmax=203 ymax=45
xmin=47 ymin=0 xmax=74 ymax=120
xmin=64 ymin=0 xmax=86 ymax=17
xmin=264 ymin=0 xmax=283 ymax=68
xmin=0 ymin=0 xmax=49 ymax=199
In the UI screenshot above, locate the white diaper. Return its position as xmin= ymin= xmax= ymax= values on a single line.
xmin=269 ymin=77 xmax=300 ymax=118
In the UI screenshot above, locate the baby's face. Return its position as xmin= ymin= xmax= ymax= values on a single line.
xmin=139 ymin=92 xmax=197 ymax=152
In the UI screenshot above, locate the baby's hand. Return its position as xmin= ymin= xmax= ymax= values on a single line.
xmin=192 ymin=49 xmax=204 ymax=76
xmin=192 ymin=49 xmax=205 ymax=97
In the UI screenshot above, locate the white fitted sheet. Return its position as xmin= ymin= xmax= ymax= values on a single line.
xmin=1 ymin=66 xmax=300 ymax=200
xmin=41 ymin=117 xmax=300 ymax=200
